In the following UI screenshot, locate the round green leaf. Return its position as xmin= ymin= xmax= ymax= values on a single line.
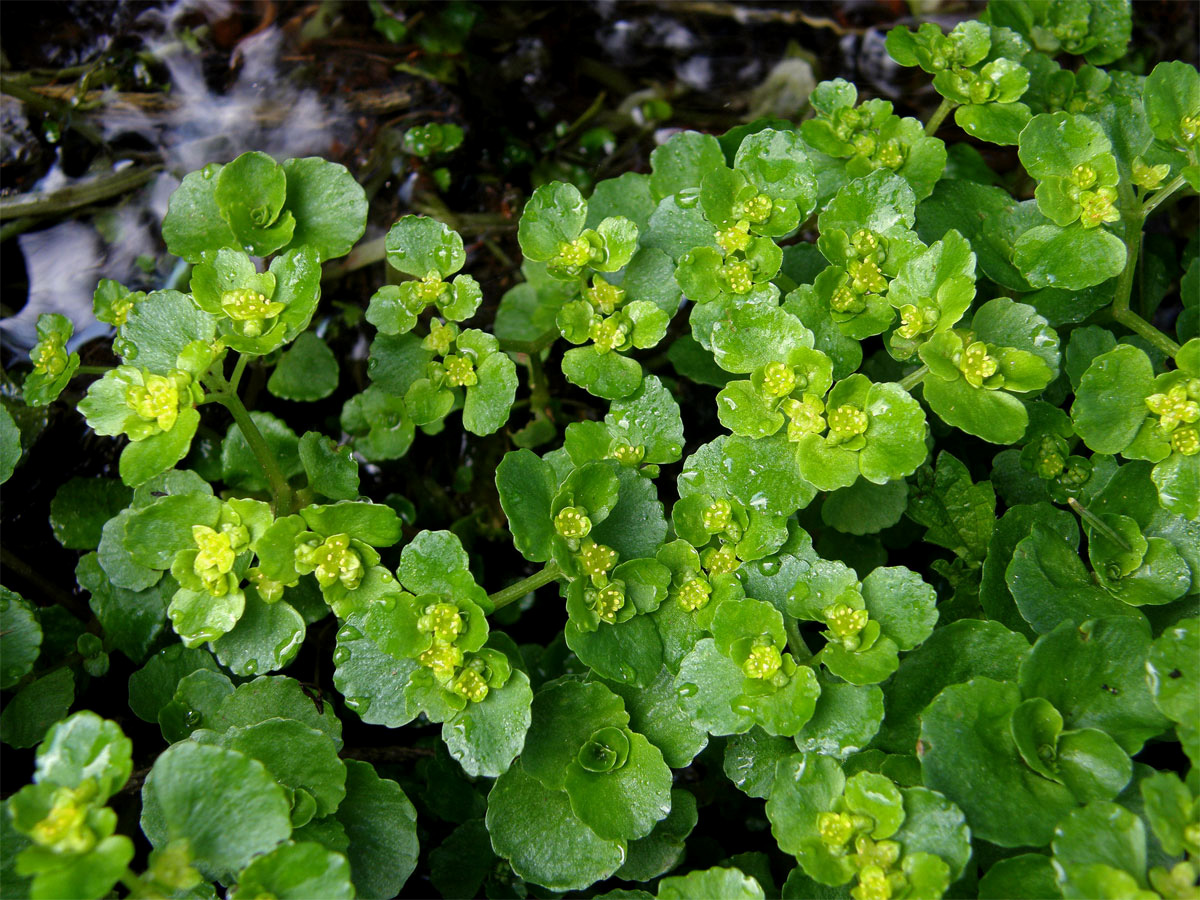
xmin=675 ymin=639 xmax=755 ymax=737
xmin=335 ymin=759 xmax=419 ymax=899
xmin=486 ymin=765 xmax=625 ymax=891
xmin=222 ymin=718 xmax=346 ymax=818
xmin=0 ymin=667 xmax=74 ymax=749
xmin=1071 ymin=345 xmax=1155 ymax=454
xmin=1013 ymin=222 xmax=1126 ymax=291
xmin=564 ymin=729 xmax=673 ymax=841
xmin=210 ymin=676 xmax=343 ymax=750
xmin=919 ymin=678 xmax=1076 ymax=847
xmin=518 ymin=182 xmax=588 ymax=260
xmin=522 ymin=681 xmax=629 ymax=791
xmin=212 ymin=591 xmax=305 ymax=677
xmin=658 ymin=866 xmax=766 ymax=899
xmin=268 ymin=332 xmax=339 ymax=401
xmin=141 ymin=741 xmax=292 ymax=880
xmin=232 ymin=842 xmax=354 ymax=899
xmin=298 ymin=432 xmax=360 ymax=501
xmin=127 ymin=644 xmax=220 ymax=724
xmin=442 ymin=670 xmax=533 ymax=778
xmin=1019 ymin=617 xmax=1170 ymax=754
xmin=820 ymin=478 xmax=908 ymax=536
xmin=281 ymin=156 xmax=368 ymax=262
xmin=34 ymin=711 xmax=131 ymax=802
xmin=562 ymin=346 xmax=644 ymax=400
xmin=979 ymin=854 xmax=1062 ymax=900
xmin=860 ymin=566 xmax=937 ymax=651
xmin=792 ymin=679 xmax=884 ymax=760
xmin=0 ymin=588 xmax=41 ymax=690
xmin=162 ymin=165 xmax=238 ymax=262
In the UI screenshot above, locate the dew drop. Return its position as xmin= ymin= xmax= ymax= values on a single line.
xmin=202 ymin=163 xmax=219 ymax=179
xmin=379 ymin=572 xmax=393 ymax=584
xmin=676 ymin=681 xmax=699 ymax=698
xmin=345 ymin=696 xmax=371 ymax=713
xmin=617 ymin=664 xmax=635 ymax=683
xmin=243 ymin=659 xmax=258 ymax=675
xmin=184 ymin=710 xmax=202 ymax=727
xmin=731 ymin=700 xmax=754 ymax=716
xmin=757 ymin=558 xmax=780 ymax=575
xmin=332 ymin=647 xmax=351 ymax=665
xmin=337 ymin=624 xmax=362 ymax=643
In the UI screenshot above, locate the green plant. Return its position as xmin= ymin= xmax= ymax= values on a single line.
xmin=2 ymin=3 xmax=1198 ymax=898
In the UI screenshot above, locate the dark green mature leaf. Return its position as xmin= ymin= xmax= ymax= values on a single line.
xmin=1006 ymin=525 xmax=1147 ymax=634
xmin=919 ymin=678 xmax=1077 ymax=847
xmin=211 ymin=590 xmax=305 ymax=677
xmin=0 ymin=588 xmax=41 ymax=690
xmin=298 ymin=432 xmax=360 ymax=501
xmin=127 ymin=644 xmax=220 ymax=723
xmin=141 ymin=741 xmax=292 ymax=880
xmin=77 ymin=553 xmax=169 ymax=662
xmin=1072 ymin=345 xmax=1155 ymax=454
xmin=658 ymin=867 xmax=766 ymax=899
xmin=49 ymin=478 xmax=132 ymax=550
xmin=980 ymin=503 xmax=1078 ymax=638
xmin=608 ymin=667 xmax=709 ymax=769
xmin=906 ymin=452 xmax=995 ymax=563
xmin=268 ymin=332 xmax=339 ymax=401
xmin=334 ymin=760 xmax=418 ymax=899
xmin=0 ymin=667 xmax=74 ymax=749
xmin=486 ymin=765 xmax=625 ymax=891
xmin=282 ymin=156 xmax=368 ymax=262
xmin=724 ymin=728 xmax=793 ymax=799
xmin=793 ymin=679 xmax=884 ymax=760
xmin=861 ymin=639 xmax=978 ymax=756
xmin=0 ymin=404 xmax=20 ymax=485
xmin=496 ymin=449 xmax=556 ymax=563
xmin=1052 ymin=801 xmax=1149 ymax=894
xmin=429 ymin=819 xmax=494 ymax=900
xmin=916 ymin=180 xmax=1038 ymax=291
xmin=978 ymin=854 xmax=1061 ymax=900
xmin=618 ymin=788 xmax=698 ymax=882
xmin=221 ymin=411 xmax=303 ymax=494
xmin=232 ymin=842 xmax=354 ymax=899
xmin=1020 ymin=617 xmax=1170 ymax=754
xmin=210 ymin=676 xmax=343 ymax=750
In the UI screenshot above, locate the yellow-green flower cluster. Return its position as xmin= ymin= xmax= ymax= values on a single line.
xmin=124 ymin=369 xmax=202 ymax=440
xmin=294 ymin=533 xmax=364 ymax=592
xmin=1147 ymin=381 xmax=1200 ymax=457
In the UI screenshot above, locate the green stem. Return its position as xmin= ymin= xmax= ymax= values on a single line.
xmin=212 ymin=388 xmax=295 ymax=515
xmin=898 ymin=364 xmax=929 ymax=392
xmin=228 ymin=354 xmax=249 ymax=395
xmin=488 ymin=562 xmax=563 ymax=611
xmin=74 ymin=365 xmax=111 ymax=376
xmin=1111 ymin=193 xmax=1181 ymax=358
xmin=498 ymin=328 xmax=560 ymax=356
xmin=1141 ymin=173 xmax=1188 ymax=217
xmin=924 ymin=99 xmax=956 ymax=136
